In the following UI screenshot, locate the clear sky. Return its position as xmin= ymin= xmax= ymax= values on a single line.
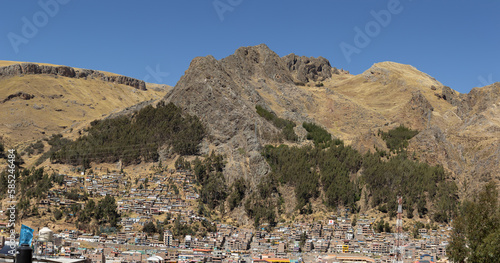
xmin=1 ymin=0 xmax=499 ymax=94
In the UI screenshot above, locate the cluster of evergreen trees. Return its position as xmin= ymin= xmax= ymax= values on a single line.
xmin=51 ymin=102 xmax=205 ymax=167
xmin=244 ymin=175 xmax=279 ymax=228
xmin=363 ymin=153 xmax=457 ymax=220
xmin=250 ymin=124 xmax=457 ymax=226
xmin=256 ymin=105 xmax=298 ymax=141
xmin=76 ymin=195 xmax=120 ymax=228
xmin=0 ymin=168 xmax=53 ymax=213
xmin=262 ymin=142 xmax=362 ymax=212
xmin=192 ymin=152 xmax=228 ymax=210
xmin=448 ymin=182 xmax=499 ymax=262
xmin=35 ymin=134 xmax=72 ymax=166
xmin=378 ymin=125 xmax=419 ymax=152
xmin=302 ymin=122 xmax=333 ymax=147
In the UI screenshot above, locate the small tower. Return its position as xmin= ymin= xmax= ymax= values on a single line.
xmin=395 ymin=196 xmax=404 ymax=263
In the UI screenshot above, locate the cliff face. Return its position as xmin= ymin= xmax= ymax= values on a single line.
xmin=164 ymin=48 xmax=279 ymax=186
xmin=0 ymin=63 xmax=146 ymax=90
xmin=164 ymin=44 xmax=499 ymax=200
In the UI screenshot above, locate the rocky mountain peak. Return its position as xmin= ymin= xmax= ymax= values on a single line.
xmin=163 ymin=45 xmax=499 ymax=199
xmin=221 ymin=44 xmax=294 ymax=84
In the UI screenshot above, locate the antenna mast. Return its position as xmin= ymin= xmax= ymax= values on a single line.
xmin=395 ymin=196 xmax=404 ymax=263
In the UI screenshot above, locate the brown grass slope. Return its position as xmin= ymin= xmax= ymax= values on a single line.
xmin=0 ymin=60 xmax=170 ymax=151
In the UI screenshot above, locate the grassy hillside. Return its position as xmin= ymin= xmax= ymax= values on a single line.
xmin=0 ymin=61 xmax=170 ymax=166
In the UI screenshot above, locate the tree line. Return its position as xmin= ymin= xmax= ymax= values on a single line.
xmin=248 ymin=124 xmax=458 ymax=227
xmin=51 ymin=101 xmax=205 ymax=167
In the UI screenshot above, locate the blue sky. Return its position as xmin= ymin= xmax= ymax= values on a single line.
xmin=1 ymin=0 xmax=499 ymax=93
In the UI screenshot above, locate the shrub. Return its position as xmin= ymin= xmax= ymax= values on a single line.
xmin=54 ymin=209 xmax=63 ymax=220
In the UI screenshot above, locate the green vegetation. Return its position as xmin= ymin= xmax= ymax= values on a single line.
xmin=262 ymin=142 xmax=361 ymax=211
xmin=0 ymin=141 xmax=5 ymax=158
xmin=171 ymin=215 xmax=195 ymax=238
xmin=52 ymin=102 xmax=205 ymax=167
xmin=24 ymin=140 xmax=44 ymax=156
xmin=142 ymin=221 xmax=157 ymax=234
xmin=53 ymin=208 xmax=63 ymax=220
xmin=228 ymin=177 xmax=247 ymax=210
xmin=244 ymin=174 xmax=279 ymax=228
xmin=378 ymin=125 xmax=419 ymax=152
xmin=374 ymin=219 xmax=392 ymax=233
xmin=77 ymin=195 xmax=120 ymax=228
xmin=362 ymin=153 xmax=457 ymax=219
xmin=256 ymin=105 xmax=298 ymax=141
xmin=193 ymin=152 xmax=228 ymax=210
xmin=175 ymin=156 xmax=191 ymax=170
xmin=18 ymin=168 xmax=53 ymax=200
xmin=35 ymin=134 xmax=72 ymax=166
xmin=448 ymin=182 xmax=499 ymax=262
xmin=302 ymin=122 xmax=332 ymax=147
xmin=250 ymin=123 xmax=456 ymax=227
xmin=299 ymin=232 xmax=307 ymax=248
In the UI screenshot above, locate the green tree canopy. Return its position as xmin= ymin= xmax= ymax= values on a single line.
xmin=448 ymin=181 xmax=499 ymax=262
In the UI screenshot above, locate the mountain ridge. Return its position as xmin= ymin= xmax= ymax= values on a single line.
xmin=2 ymin=45 xmax=499 ymax=209
xmin=164 ymin=44 xmax=499 ymax=202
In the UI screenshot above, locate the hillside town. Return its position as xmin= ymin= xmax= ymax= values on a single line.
xmin=1 ymin=168 xmax=451 ymax=263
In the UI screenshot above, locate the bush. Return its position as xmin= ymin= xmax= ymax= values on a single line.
xmin=0 ymin=142 xmax=4 ymax=158
xmin=54 ymin=209 xmax=63 ymax=220
xmin=143 ymin=222 xmax=157 ymax=234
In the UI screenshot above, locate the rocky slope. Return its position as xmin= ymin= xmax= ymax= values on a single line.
xmin=163 ymin=44 xmax=350 ymax=186
xmin=165 ymin=44 xmax=499 ymax=200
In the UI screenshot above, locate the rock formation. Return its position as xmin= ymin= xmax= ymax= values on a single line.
xmin=0 ymin=63 xmax=146 ymax=90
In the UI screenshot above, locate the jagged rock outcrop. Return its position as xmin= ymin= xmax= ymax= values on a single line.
xmin=164 ymin=49 xmax=282 ymax=185
xmin=0 ymin=63 xmax=146 ymax=90
xmin=441 ymin=85 xmax=460 ymax=106
xmin=457 ymin=82 xmax=500 ymax=118
xmin=411 ymin=82 xmax=500 ymax=197
xmin=283 ymin=53 xmax=342 ymax=82
xmin=221 ymin=44 xmax=294 ymax=84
